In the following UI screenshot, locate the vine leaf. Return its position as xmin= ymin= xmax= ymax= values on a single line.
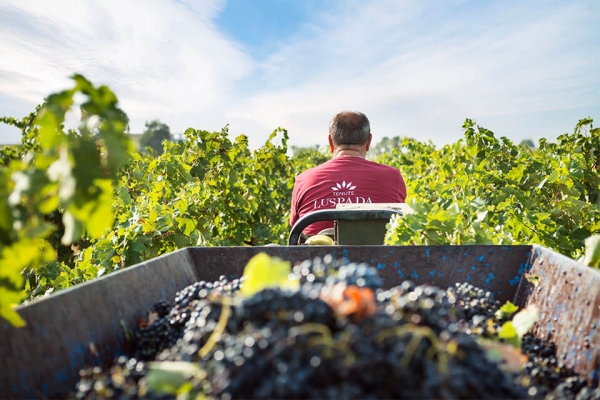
xmin=240 ymin=253 xmax=299 ymax=297
xmin=498 ymin=304 xmax=539 ymax=348
xmin=495 ymin=301 xmax=518 ymax=320
xmin=146 ymin=361 xmax=204 ymax=395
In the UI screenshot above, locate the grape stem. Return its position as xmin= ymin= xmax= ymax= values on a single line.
xmin=375 ymin=323 xmax=451 ymax=374
xmin=198 ymin=301 xmax=231 ymax=359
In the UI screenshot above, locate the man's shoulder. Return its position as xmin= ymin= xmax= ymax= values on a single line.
xmin=294 ymin=160 xmax=331 ymax=185
xmin=360 ymin=158 xmax=401 ymax=173
xmin=298 ymin=159 xmax=335 ymax=175
xmin=296 ymin=158 xmax=400 ymax=182
xmin=362 ymin=158 xmax=396 ymax=167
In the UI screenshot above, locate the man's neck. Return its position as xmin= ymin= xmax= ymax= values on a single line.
xmin=334 ymin=148 xmax=366 ymax=158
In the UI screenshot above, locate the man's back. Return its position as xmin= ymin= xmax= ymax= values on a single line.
xmin=290 ymin=156 xmax=407 ymax=236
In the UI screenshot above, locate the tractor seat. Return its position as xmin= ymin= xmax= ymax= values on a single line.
xmin=288 ymin=203 xmax=412 ymax=246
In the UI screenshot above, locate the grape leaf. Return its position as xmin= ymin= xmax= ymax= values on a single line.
xmin=498 ymin=304 xmax=539 ymax=348
xmin=240 ymin=253 xmax=299 ymax=297
xmin=146 ymin=361 xmax=203 ymax=395
xmin=495 ymin=300 xmax=518 ymax=320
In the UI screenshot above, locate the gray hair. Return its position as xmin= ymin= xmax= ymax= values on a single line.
xmin=328 ymin=111 xmax=371 ymax=145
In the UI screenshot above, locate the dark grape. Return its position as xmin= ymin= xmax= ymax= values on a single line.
xmin=71 ymin=258 xmax=595 ymax=400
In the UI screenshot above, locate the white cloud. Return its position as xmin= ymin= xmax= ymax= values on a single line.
xmin=0 ymin=0 xmax=251 ymax=141
xmin=0 ymin=0 xmax=598 ymax=149
xmin=226 ymin=0 xmax=599 ymax=148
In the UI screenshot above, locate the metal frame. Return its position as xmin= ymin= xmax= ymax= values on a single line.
xmin=288 ymin=209 xmax=402 ymax=245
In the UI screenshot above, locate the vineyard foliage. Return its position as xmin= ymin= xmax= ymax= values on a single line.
xmin=1 ymin=76 xmax=599 ymax=326
xmin=381 ymin=119 xmax=600 ymax=261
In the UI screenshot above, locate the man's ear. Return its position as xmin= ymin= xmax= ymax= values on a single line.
xmin=328 ymin=135 xmax=335 ymax=152
xmin=365 ymin=134 xmax=373 ymax=151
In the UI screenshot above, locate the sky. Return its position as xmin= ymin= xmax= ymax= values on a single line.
xmin=0 ymin=0 xmax=598 ymax=150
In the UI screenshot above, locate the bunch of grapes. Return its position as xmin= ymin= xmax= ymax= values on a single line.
xmin=71 ymin=257 xmax=599 ymax=400
xmin=292 ymin=255 xmax=382 ymax=289
xmin=73 ymin=357 xmax=168 ymax=400
xmin=449 ymin=282 xmax=505 ymax=338
xmin=133 ymin=276 xmax=242 ymax=361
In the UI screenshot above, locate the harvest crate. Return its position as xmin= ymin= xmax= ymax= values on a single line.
xmin=1 ymin=245 xmax=599 ymax=398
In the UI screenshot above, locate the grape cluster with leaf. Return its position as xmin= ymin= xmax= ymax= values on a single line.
xmin=69 ymin=253 xmax=598 ymax=399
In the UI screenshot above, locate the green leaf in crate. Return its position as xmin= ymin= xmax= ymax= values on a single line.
xmin=240 ymin=253 xmax=299 ymax=297
xmin=498 ymin=304 xmax=538 ymax=348
xmin=495 ymin=301 xmax=518 ymax=320
xmin=146 ymin=361 xmax=204 ymax=395
xmin=512 ymin=304 xmax=538 ymax=338
xmin=498 ymin=322 xmax=520 ymax=348
xmin=525 ymin=273 xmax=540 ymax=286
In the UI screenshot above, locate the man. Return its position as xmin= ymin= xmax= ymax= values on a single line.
xmin=290 ymin=110 xmax=407 ymax=236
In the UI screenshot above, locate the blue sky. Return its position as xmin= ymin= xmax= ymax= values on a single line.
xmin=0 ymin=0 xmax=598 ymax=149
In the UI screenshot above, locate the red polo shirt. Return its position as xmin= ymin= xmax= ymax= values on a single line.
xmin=290 ymin=157 xmax=407 ymax=236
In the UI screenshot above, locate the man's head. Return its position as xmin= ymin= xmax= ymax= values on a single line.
xmin=328 ymin=111 xmax=372 ymax=155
